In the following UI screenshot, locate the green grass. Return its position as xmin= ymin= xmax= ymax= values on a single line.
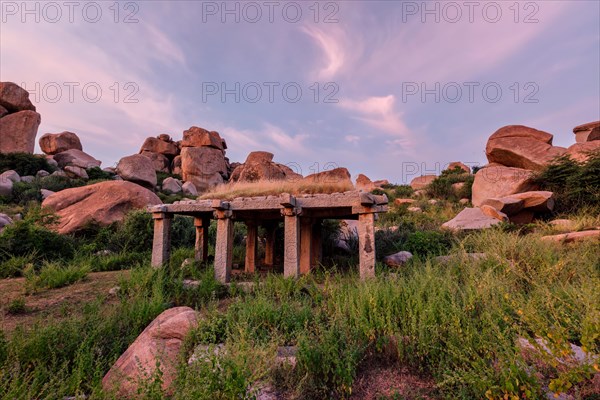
xmin=24 ymin=261 xmax=90 ymax=292
xmin=0 ymin=207 xmax=598 ymax=400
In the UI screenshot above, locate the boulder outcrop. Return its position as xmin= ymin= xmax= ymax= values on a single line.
xmin=116 ymin=154 xmax=158 ymax=189
xmin=39 ymin=131 xmax=82 ymax=155
xmin=42 ymin=180 xmax=162 ymax=234
xmin=471 ymin=166 xmax=537 ymax=207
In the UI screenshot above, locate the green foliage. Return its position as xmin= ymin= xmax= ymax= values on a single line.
xmin=0 ymin=254 xmax=35 ymax=278
xmin=426 ymin=168 xmax=472 ymax=200
xmin=6 ymin=298 xmax=27 ymax=315
xmin=85 ymin=167 xmax=113 ymax=181
xmin=156 ymin=171 xmax=182 ymax=186
xmin=0 ymin=209 xmax=75 ymax=273
xmin=534 ymin=151 xmax=600 ymax=213
xmin=24 ymin=261 xmax=90 ymax=292
xmin=9 ymin=175 xmax=85 ymax=205
xmin=0 ymin=153 xmax=54 ymax=176
xmin=403 ymin=230 xmax=454 ymax=257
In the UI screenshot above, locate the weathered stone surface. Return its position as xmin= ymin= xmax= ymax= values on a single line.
xmin=471 ymin=166 xmax=537 ymax=207
xmin=0 ymin=213 xmax=13 ymax=232
xmin=0 ymin=105 xmax=8 ymax=118
xmin=541 ymin=230 xmax=600 ymax=244
xmin=140 ymin=137 xmax=179 ymax=156
xmin=171 ymin=155 xmax=182 ymax=176
xmin=447 ymin=162 xmax=471 ymax=173
xmin=182 ymin=181 xmax=198 ymax=197
xmin=481 ymin=197 xmax=525 ymax=216
xmin=573 ymin=121 xmax=600 ymax=143
xmin=407 ymin=206 xmax=422 ymax=213
xmin=394 ymin=198 xmax=415 ymax=206
xmin=383 ymin=251 xmax=413 ymax=267
xmin=181 ymin=126 xmax=224 ymax=150
xmin=0 ymin=110 xmax=41 ymax=153
xmin=20 ymin=175 xmax=34 ymax=183
xmin=480 ymin=205 xmax=509 ymax=222
xmin=229 ymin=151 xmax=301 ymax=183
xmin=102 ymin=307 xmax=199 ymax=397
xmin=54 ymin=149 xmax=101 ymax=169
xmin=64 ymin=166 xmax=88 ymax=180
xmin=116 ymin=154 xmax=157 ymax=189
xmin=410 ymin=175 xmax=436 ymax=190
xmin=42 ymin=180 xmax=162 ymax=234
xmin=36 ymin=170 xmax=50 ymax=178
xmin=39 ymin=131 xmax=82 ymax=155
xmin=246 ymin=151 xmax=274 ymax=164
xmin=302 ymin=167 xmax=352 ymax=186
xmin=356 ymin=173 xmax=375 ymax=191
xmin=442 ymin=207 xmax=503 ymax=231
xmin=509 ymin=210 xmax=535 ymax=225
xmin=181 ymin=147 xmax=227 ymax=191
xmin=0 ymin=170 xmax=20 ymax=183
xmin=141 ymin=151 xmax=170 ymax=173
xmin=451 ymin=182 xmax=465 ymax=194
xmin=0 ymin=82 xmax=36 ymax=112
xmin=510 ymin=191 xmax=554 ymax=213
xmin=485 ymin=125 xmax=566 ymax=170
xmin=565 ymin=141 xmax=600 ymax=163
xmin=162 ymin=177 xmax=182 ymax=194
xmin=459 ymin=198 xmax=470 ymax=205
xmin=40 ymin=189 xmax=54 ymax=200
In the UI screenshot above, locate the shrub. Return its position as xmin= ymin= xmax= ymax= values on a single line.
xmin=24 ymin=262 xmax=90 ymax=292
xmin=0 ymin=153 xmax=54 ymax=176
xmin=426 ymin=167 xmax=471 ymax=200
xmin=86 ymin=167 xmax=113 ymax=181
xmin=403 ymin=230 xmax=454 ymax=257
xmin=6 ymin=298 xmax=27 ymax=315
xmin=0 ymin=255 xmax=35 ymax=278
xmin=0 ymin=216 xmax=75 ymax=269
xmin=533 ymin=151 xmax=600 ymax=214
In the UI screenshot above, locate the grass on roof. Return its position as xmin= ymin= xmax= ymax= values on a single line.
xmin=200 ymin=179 xmax=355 ymax=200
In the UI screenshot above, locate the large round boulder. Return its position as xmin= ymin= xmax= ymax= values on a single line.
xmin=573 ymin=121 xmax=600 ymax=143
xmin=230 ymin=151 xmax=301 ymax=183
xmin=181 ymin=126 xmax=224 ymax=150
xmin=42 ymin=180 xmax=162 ymax=234
xmin=102 ymin=307 xmax=199 ymax=397
xmin=181 ymin=146 xmax=227 ymax=191
xmin=0 ymin=110 xmax=41 ymax=153
xmin=53 ymin=149 xmax=101 ymax=169
xmin=471 ymin=165 xmax=537 ymax=207
xmin=139 ymin=136 xmax=179 ymax=156
xmin=302 ymin=167 xmax=352 ymax=186
xmin=116 ymin=154 xmax=158 ymax=189
xmin=410 ymin=175 xmax=436 ymax=190
xmin=485 ymin=125 xmax=566 ymax=171
xmin=39 ymin=131 xmax=83 ymax=155
xmin=0 ymin=82 xmax=36 ymax=112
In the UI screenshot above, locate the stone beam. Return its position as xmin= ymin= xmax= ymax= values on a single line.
xmin=151 ymin=212 xmax=173 ymax=268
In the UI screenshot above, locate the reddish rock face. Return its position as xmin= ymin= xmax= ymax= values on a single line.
xmin=141 ymin=151 xmax=170 ymax=172
xmin=102 ymin=307 xmax=199 ymax=398
xmin=116 ymin=154 xmax=158 ymax=189
xmin=245 ymin=151 xmax=274 ymax=164
xmin=42 ymin=180 xmax=162 ymax=234
xmin=356 ymin=174 xmax=375 ymax=191
xmin=181 ymin=126 xmax=224 ymax=150
xmin=139 ymin=137 xmax=179 ymax=156
xmin=471 ymin=166 xmax=537 ymax=207
xmin=229 ymin=151 xmax=301 ymax=183
xmin=410 ymin=175 xmax=436 ymax=190
xmin=446 ymin=162 xmax=471 ymax=174
xmin=180 ymin=146 xmax=227 ymax=191
xmin=0 ymin=110 xmax=41 ymax=153
xmin=485 ymin=125 xmax=566 ymax=171
xmin=573 ymin=121 xmax=600 ymax=143
xmin=39 ymin=131 xmax=82 ymax=155
xmin=0 ymin=82 xmax=36 ymax=112
xmin=53 ymin=149 xmax=101 ymax=169
xmin=566 ymin=141 xmax=600 ymax=162
xmin=303 ymin=168 xmax=352 ymax=186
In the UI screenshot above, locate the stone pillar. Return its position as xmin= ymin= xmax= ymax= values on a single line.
xmin=358 ymin=213 xmax=376 ymax=279
xmin=214 ymin=210 xmax=233 ymax=283
xmin=282 ymin=209 xmax=300 ymax=278
xmin=311 ymin=219 xmax=323 ymax=267
xmin=299 ymin=218 xmax=313 ymax=275
xmin=245 ymin=220 xmax=258 ymax=274
xmin=194 ymin=217 xmax=210 ymax=262
xmin=263 ymin=222 xmax=276 ymax=267
xmin=151 ymin=212 xmax=173 ymax=268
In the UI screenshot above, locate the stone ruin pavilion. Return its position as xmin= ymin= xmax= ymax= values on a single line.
xmin=149 ymin=191 xmax=388 ymax=282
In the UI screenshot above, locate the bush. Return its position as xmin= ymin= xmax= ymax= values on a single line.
xmin=534 ymin=151 xmax=600 ymax=213
xmin=9 ymin=176 xmax=85 ymax=205
xmin=0 ymin=153 xmax=54 ymax=176
xmin=0 ymin=214 xmax=75 ymax=271
xmin=24 ymin=262 xmax=89 ymax=292
xmin=403 ymin=230 xmax=454 ymax=257
xmin=86 ymin=167 xmax=113 ymax=181
xmin=426 ymin=167 xmax=471 ymax=200
xmin=6 ymin=298 xmax=27 ymax=315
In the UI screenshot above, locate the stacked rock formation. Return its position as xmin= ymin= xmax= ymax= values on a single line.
xmin=0 ymin=82 xmax=41 ymax=154
xmin=180 ymin=126 xmax=230 ymax=192
xmin=230 ymin=151 xmax=301 ymax=183
xmin=139 ymin=134 xmax=179 ymax=173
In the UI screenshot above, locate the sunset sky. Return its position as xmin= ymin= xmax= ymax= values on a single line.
xmin=2 ymin=1 xmax=599 ymax=183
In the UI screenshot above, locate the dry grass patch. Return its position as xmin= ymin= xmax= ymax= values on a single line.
xmin=200 ymin=179 xmax=355 ymax=200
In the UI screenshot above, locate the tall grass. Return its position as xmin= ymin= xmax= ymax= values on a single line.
xmin=200 ymin=179 xmax=354 ymax=200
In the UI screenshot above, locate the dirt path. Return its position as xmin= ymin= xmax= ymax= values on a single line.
xmin=0 ymin=270 xmax=129 ymax=335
